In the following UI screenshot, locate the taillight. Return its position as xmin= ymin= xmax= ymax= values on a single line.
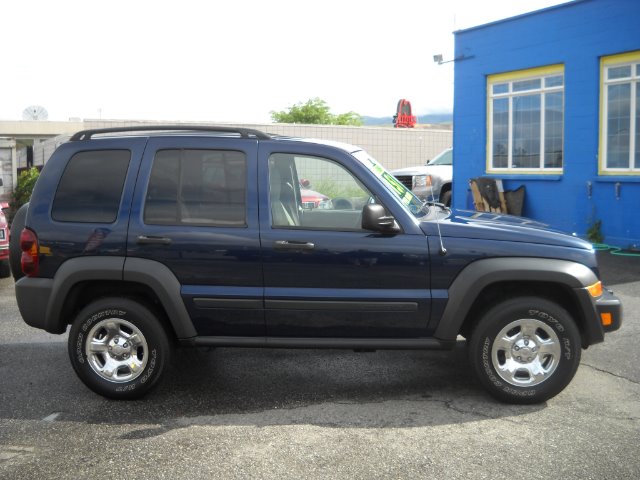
xmin=20 ymin=228 xmax=40 ymax=277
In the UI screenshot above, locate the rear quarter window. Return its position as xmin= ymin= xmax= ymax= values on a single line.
xmin=52 ymin=150 xmax=131 ymax=223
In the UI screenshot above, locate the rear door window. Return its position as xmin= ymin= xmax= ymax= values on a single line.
xmin=144 ymin=149 xmax=247 ymax=227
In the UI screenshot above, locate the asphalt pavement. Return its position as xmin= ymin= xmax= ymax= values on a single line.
xmin=597 ymin=249 xmax=640 ymax=286
xmin=1 ymin=254 xmax=639 ymax=479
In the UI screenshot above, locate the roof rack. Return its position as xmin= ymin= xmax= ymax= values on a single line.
xmin=69 ymin=125 xmax=272 ymax=141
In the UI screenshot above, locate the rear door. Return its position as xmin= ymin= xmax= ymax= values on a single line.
xmin=258 ymin=142 xmax=431 ymax=338
xmin=127 ymin=136 xmax=264 ymax=336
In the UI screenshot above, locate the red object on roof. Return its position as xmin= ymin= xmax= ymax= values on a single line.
xmin=393 ymin=99 xmax=417 ymax=128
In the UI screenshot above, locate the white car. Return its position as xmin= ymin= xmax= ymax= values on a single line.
xmin=391 ymin=148 xmax=452 ymax=206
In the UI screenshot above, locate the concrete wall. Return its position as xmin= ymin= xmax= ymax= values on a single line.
xmin=23 ymin=120 xmax=451 ymax=175
xmin=31 ymin=120 xmax=451 ymax=171
xmin=236 ymin=123 xmax=452 ymax=171
xmin=453 ymin=0 xmax=640 ymax=247
xmin=0 ymin=139 xmax=16 ymax=203
xmin=1 ymin=119 xmax=451 ymax=206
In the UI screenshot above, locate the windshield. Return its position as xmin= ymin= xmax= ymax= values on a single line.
xmin=352 ymin=150 xmax=426 ymax=218
xmin=427 ymin=148 xmax=452 ymax=166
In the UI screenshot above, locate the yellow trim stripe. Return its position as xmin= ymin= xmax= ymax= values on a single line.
xmin=486 ymin=169 xmax=563 ymax=175
xmin=488 ymin=64 xmax=564 ymax=84
xmin=601 ymin=50 xmax=640 ymax=67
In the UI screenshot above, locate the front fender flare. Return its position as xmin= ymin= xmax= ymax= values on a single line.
xmin=433 ymin=257 xmax=601 ymax=343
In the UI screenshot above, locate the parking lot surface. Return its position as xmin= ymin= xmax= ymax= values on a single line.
xmin=1 ymin=251 xmax=639 ymax=479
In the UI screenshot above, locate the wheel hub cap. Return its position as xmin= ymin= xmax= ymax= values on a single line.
xmin=85 ymin=318 xmax=148 ymax=383
xmin=511 ymin=337 xmax=538 ymax=363
xmin=491 ymin=318 xmax=561 ymax=387
xmin=108 ymin=336 xmax=132 ymax=360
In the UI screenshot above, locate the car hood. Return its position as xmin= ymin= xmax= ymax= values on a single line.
xmin=419 ymin=209 xmax=591 ymax=250
xmin=391 ymin=165 xmax=452 ymax=176
xmin=301 ymin=188 xmax=328 ymax=200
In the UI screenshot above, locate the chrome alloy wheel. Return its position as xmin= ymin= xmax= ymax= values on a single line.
xmin=491 ymin=318 xmax=561 ymax=387
xmin=85 ymin=318 xmax=149 ymax=383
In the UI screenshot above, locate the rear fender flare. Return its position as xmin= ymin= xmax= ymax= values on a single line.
xmin=44 ymin=256 xmax=196 ymax=338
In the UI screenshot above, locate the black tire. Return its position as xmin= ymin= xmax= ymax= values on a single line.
xmin=0 ymin=259 xmax=9 ymax=278
xmin=68 ymin=297 xmax=171 ymax=400
xmin=439 ymin=190 xmax=451 ymax=207
xmin=0 ymin=260 xmax=11 ymax=278
xmin=9 ymin=203 xmax=28 ymax=281
xmin=468 ymin=296 xmax=581 ymax=404
xmin=333 ymin=198 xmax=353 ymax=210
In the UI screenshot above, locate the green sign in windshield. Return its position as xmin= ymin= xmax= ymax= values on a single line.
xmin=353 ymin=151 xmax=425 ymax=217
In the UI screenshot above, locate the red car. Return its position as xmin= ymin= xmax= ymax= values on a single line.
xmin=299 ymin=180 xmax=331 ymax=209
xmin=0 ymin=202 xmax=9 ymax=277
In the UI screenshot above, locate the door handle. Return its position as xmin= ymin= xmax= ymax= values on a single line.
xmin=274 ymin=240 xmax=315 ymax=251
xmin=136 ymin=235 xmax=172 ymax=245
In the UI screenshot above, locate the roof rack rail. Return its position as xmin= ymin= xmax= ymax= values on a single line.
xmin=69 ymin=125 xmax=272 ymax=141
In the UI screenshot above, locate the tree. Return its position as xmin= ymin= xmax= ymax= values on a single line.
xmin=9 ymin=167 xmax=40 ymax=224
xmin=270 ymin=98 xmax=362 ymax=126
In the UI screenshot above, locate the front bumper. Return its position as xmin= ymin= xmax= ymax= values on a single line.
xmin=596 ymin=287 xmax=622 ymax=333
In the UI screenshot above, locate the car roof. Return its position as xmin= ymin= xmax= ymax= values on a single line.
xmin=68 ymin=125 xmax=362 ymax=154
xmin=268 ymin=135 xmax=362 ymax=154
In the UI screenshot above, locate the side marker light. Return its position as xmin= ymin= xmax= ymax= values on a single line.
xmin=587 ymin=281 xmax=602 ymax=298
xmin=600 ymin=312 xmax=612 ymax=327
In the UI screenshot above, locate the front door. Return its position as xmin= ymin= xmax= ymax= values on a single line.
xmin=259 ymin=145 xmax=431 ymax=338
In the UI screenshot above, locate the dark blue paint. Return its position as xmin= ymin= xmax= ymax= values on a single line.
xmin=28 ymin=137 xmax=147 ymax=278
xmin=25 ymin=132 xmax=606 ymax=339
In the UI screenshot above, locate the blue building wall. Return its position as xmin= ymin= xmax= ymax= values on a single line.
xmin=453 ymin=0 xmax=640 ymax=248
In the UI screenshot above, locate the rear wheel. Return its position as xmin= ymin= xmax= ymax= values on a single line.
xmin=468 ymin=296 xmax=581 ymax=404
xmin=68 ymin=297 xmax=171 ymax=399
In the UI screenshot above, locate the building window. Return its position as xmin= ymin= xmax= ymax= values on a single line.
xmin=599 ymin=51 xmax=640 ymax=174
xmin=487 ymin=65 xmax=564 ymax=173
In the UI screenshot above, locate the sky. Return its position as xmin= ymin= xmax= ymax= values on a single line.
xmin=2 ymin=0 xmax=568 ymax=123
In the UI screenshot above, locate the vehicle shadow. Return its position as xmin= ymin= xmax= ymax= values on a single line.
xmin=0 ymin=341 xmax=544 ymax=435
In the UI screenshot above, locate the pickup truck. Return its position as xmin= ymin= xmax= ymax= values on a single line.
xmin=12 ymin=126 xmax=621 ymax=403
xmin=392 ymin=148 xmax=453 ymax=206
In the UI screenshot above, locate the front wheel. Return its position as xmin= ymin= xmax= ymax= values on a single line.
xmin=468 ymin=296 xmax=581 ymax=404
xmin=439 ymin=190 xmax=451 ymax=207
xmin=68 ymin=297 xmax=171 ymax=399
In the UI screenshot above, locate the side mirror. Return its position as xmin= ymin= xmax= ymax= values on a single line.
xmin=362 ymin=204 xmax=400 ymax=233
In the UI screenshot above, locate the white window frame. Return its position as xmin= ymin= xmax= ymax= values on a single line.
xmin=487 ymin=65 xmax=564 ymax=174
xmin=599 ymin=51 xmax=640 ymax=175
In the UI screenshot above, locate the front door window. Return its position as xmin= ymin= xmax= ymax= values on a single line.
xmin=268 ymin=153 xmax=372 ymax=231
